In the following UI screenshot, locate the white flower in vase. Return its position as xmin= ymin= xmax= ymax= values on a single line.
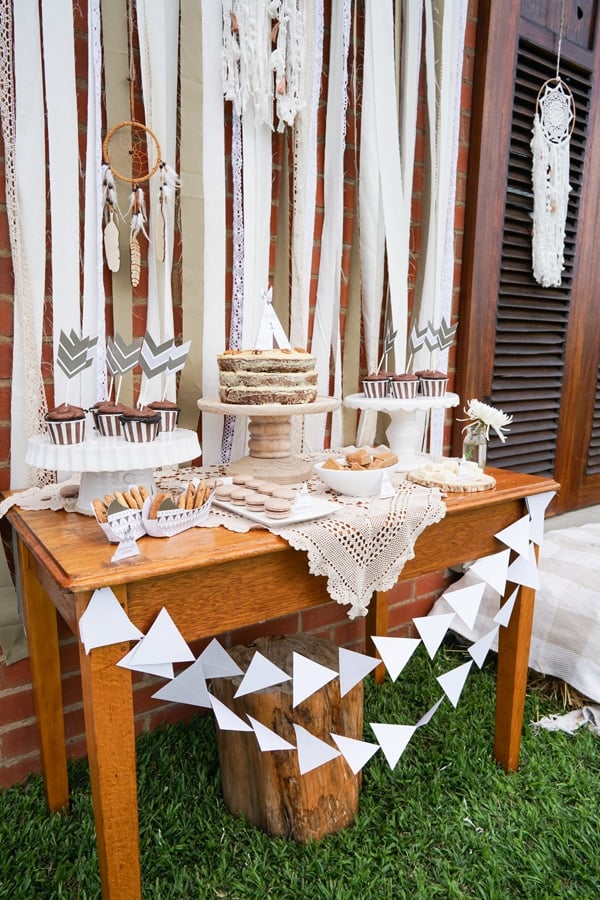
xmin=462 ymin=399 xmax=513 ymax=443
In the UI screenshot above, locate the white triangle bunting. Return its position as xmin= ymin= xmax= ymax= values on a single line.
xmin=293 ymin=725 xmax=341 ymax=775
xmin=292 ymin=652 xmax=337 ymax=707
xmin=412 ymin=613 xmax=455 ymax=659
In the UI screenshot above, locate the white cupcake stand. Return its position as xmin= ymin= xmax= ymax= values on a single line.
xmin=26 ymin=428 xmax=201 ymax=515
xmin=344 ymin=392 xmax=460 ymax=470
xmin=198 ymin=396 xmax=341 ymax=484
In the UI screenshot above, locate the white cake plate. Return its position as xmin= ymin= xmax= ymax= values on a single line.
xmin=198 ymin=396 xmax=341 ymax=484
xmin=26 ymin=428 xmax=201 ymax=515
xmin=343 ymin=392 xmax=460 ymax=470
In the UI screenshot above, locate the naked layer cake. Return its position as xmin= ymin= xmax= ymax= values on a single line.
xmin=217 ymin=348 xmax=318 ymax=405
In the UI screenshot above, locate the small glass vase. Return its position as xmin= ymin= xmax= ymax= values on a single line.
xmin=462 ymin=423 xmax=488 ymax=469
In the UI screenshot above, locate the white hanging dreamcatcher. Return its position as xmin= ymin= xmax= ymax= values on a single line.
xmin=531 ymin=3 xmax=575 ymax=288
xmin=101 ymin=1 xmax=180 ymax=286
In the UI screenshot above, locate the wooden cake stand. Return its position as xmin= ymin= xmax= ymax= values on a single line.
xmin=198 ymin=396 xmax=341 ymax=484
xmin=344 ymin=392 xmax=460 ymax=470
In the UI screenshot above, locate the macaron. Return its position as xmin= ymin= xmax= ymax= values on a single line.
xmin=271 ymin=486 xmax=298 ymax=502
xmin=245 ymin=492 xmax=269 ymax=512
xmin=214 ymin=483 xmax=235 ymax=501
xmin=232 ymin=475 xmax=251 ymax=486
xmin=230 ymin=487 xmax=254 ymax=505
xmin=264 ymin=496 xmax=293 ymax=519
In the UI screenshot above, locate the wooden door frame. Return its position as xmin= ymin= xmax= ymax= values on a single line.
xmin=453 ymin=0 xmax=600 ymax=512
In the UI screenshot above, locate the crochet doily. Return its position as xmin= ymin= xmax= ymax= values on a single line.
xmin=159 ymin=465 xmax=446 ymax=619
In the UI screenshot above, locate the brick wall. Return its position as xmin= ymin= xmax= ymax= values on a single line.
xmin=0 ymin=1 xmax=477 ymax=789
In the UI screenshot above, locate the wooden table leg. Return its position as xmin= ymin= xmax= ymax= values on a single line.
xmin=17 ymin=540 xmax=69 ymax=811
xmin=366 ymin=589 xmax=390 ymax=684
xmin=76 ymin=589 xmax=141 ymax=900
xmin=494 ymin=576 xmax=537 ymax=772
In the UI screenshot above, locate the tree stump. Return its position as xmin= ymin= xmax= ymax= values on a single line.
xmin=210 ymin=634 xmax=364 ymax=843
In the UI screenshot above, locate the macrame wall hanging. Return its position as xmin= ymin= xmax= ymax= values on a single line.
xmin=101 ymin=0 xmax=179 ymax=288
xmin=531 ymin=1 xmax=575 ymax=288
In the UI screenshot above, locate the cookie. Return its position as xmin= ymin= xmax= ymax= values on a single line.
xmin=264 ymin=496 xmax=292 ymax=519
xmin=92 ymin=498 xmax=108 ymax=523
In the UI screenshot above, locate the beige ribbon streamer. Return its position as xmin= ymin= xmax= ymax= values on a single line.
xmin=101 ymin=0 xmax=134 ymax=405
xmin=177 ymin=0 xmax=204 ymax=436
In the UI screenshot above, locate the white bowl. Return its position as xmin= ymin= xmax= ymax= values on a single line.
xmin=314 ymin=459 xmax=395 ymax=497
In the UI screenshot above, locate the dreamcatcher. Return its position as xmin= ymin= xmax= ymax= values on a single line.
xmin=531 ymin=1 xmax=575 ymax=288
xmin=101 ymin=1 xmax=180 ymax=286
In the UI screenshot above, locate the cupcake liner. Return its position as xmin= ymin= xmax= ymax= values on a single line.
xmin=46 ymin=418 xmax=86 ymax=445
xmin=419 ymin=377 xmax=448 ymax=397
xmin=362 ymin=378 xmax=389 ymax=399
xmin=121 ymin=418 xmax=160 ymax=443
xmin=156 ymin=409 xmax=179 ymax=432
xmin=388 ymin=379 xmax=418 ymax=399
xmin=96 ymin=413 xmax=123 ymax=437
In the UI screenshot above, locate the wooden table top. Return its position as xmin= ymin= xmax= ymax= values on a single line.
xmin=5 ymin=467 xmax=559 ymax=597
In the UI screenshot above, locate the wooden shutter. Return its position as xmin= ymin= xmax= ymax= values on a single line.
xmin=486 ymin=42 xmax=592 ymax=475
xmin=454 ymin=0 xmax=600 ymax=512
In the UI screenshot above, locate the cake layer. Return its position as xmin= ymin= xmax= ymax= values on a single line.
xmin=219 ymin=370 xmax=317 ymax=389
xmin=217 ymin=348 xmax=316 ymax=373
xmin=218 ymin=385 xmax=318 ymax=405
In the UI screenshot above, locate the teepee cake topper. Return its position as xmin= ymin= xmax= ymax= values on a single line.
xmin=254 ymin=288 xmax=291 ymax=350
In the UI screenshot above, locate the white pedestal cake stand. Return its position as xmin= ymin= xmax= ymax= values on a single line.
xmin=26 ymin=428 xmax=201 ymax=515
xmin=198 ymin=396 xmax=341 ymax=484
xmin=344 ymin=392 xmax=460 ymax=470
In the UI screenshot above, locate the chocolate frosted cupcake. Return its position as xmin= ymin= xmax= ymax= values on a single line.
xmin=415 ymin=370 xmax=449 ymax=397
xmin=148 ymin=400 xmax=180 ymax=433
xmin=119 ymin=406 xmax=161 ymax=443
xmin=92 ymin=401 xmax=129 ymax=437
xmin=362 ymin=372 xmax=389 ymax=399
xmin=388 ymin=373 xmax=419 ymax=399
xmin=45 ymin=403 xmax=87 ymax=445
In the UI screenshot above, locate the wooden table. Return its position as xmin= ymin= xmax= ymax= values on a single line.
xmin=6 ymin=467 xmax=558 ymax=899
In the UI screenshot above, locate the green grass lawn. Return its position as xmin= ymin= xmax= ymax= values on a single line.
xmin=1 ymin=643 xmax=599 ymax=899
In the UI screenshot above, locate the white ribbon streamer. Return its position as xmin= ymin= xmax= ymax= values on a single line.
xmin=41 ymin=0 xmax=81 ymax=405
xmin=305 ymin=0 xmax=351 ymax=452
xmin=8 ymin=0 xmax=48 ymax=487
xmin=81 ymin=0 xmax=107 ymax=408
xmin=136 ymin=0 xmax=180 ymax=404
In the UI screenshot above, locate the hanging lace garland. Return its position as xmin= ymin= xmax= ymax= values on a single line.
xmin=531 ymin=2 xmax=575 ymax=290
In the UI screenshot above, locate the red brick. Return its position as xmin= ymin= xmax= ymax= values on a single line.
xmin=0 ymin=687 xmax=36 ymax=726
xmin=414 ymin=570 xmax=453 ymax=598
xmin=1 ymin=718 xmax=41 ymax=759
xmin=0 ymin=755 xmax=42 ymax=789
xmin=301 ymin=601 xmax=346 ymax=633
xmin=388 ymin=595 xmax=438 ymax=629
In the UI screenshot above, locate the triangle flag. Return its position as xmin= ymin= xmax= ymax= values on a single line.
xmin=507 ymin=544 xmax=540 ymax=590
xmin=79 ymin=586 xmax=144 ymax=654
xmin=436 ymin=660 xmax=473 ymax=708
xmin=527 ymin=491 xmax=556 ymax=545
xmin=330 ymin=733 xmax=379 ymax=774
xmin=469 ymin=549 xmax=511 ymax=596
xmin=210 ymin=695 xmax=253 ymax=732
xmin=443 ymin=582 xmax=486 ymax=631
xmin=197 ymin=638 xmax=244 ymax=679
xmin=369 ymin=723 xmax=416 ymax=769
xmin=338 ymin=648 xmax=380 ymax=696
xmin=495 ymin=515 xmax=531 ymax=558
xmin=292 ymin=653 xmax=337 ymax=707
xmin=151 ymin=657 xmax=212 ymax=707
xmin=293 ymin=725 xmax=341 ymax=775
xmin=412 ymin=613 xmax=455 ymax=659
xmin=129 ymin=608 xmax=194 ymax=665
xmin=116 ymin=645 xmax=174 ymax=679
xmin=416 ymin=696 xmax=444 ymax=728
xmin=248 ymin=716 xmax=295 ymax=751
xmin=234 ymin=652 xmax=290 ymax=698
xmin=370 ymin=636 xmax=421 ymax=681
xmin=494 ymin=586 xmax=519 ymax=627
xmin=468 ymin=626 xmax=500 ymax=668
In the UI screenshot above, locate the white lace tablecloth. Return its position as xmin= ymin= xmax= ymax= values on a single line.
xmin=1 ymin=461 xmax=446 ymax=620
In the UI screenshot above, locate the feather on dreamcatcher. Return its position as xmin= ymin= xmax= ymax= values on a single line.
xmin=101 ymin=1 xmax=180 ymax=286
xmin=531 ymin=2 xmax=575 ymax=288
